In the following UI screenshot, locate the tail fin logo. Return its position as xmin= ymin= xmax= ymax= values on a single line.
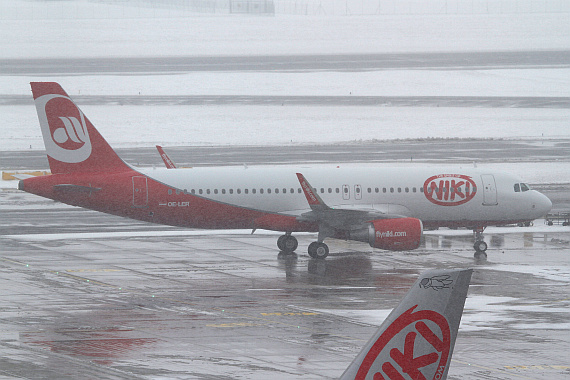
xmin=35 ymin=94 xmax=92 ymax=163
xmin=355 ymin=306 xmax=451 ymax=380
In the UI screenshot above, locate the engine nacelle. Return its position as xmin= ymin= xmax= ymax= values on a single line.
xmin=349 ymin=217 xmax=423 ymax=251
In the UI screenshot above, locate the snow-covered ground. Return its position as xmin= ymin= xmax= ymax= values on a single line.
xmin=1 ymin=0 xmax=569 ymax=183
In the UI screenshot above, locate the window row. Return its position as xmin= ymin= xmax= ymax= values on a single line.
xmin=167 ymin=186 xmax=451 ymax=196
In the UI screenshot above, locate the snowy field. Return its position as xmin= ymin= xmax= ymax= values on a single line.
xmin=1 ymin=0 xmax=570 ymax=181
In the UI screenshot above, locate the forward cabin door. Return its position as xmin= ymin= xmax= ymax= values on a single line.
xmin=481 ymin=174 xmax=498 ymax=206
xmin=132 ymin=176 xmax=148 ymax=208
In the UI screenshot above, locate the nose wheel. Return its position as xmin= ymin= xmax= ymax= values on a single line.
xmin=473 ymin=227 xmax=488 ymax=257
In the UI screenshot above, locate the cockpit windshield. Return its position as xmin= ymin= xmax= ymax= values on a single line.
xmin=514 ymin=183 xmax=531 ymax=192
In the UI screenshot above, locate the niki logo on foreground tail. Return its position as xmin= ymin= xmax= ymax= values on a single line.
xmin=20 ymin=82 xmax=551 ymax=259
xmin=341 ymin=269 xmax=473 ymax=380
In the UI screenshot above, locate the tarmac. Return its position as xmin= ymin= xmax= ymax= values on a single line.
xmin=1 ymin=163 xmax=569 ymax=379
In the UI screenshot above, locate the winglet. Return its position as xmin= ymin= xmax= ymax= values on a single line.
xmin=340 ymin=268 xmax=473 ymax=380
xmin=296 ymin=173 xmax=329 ymax=211
xmin=156 ymin=145 xmax=177 ymax=169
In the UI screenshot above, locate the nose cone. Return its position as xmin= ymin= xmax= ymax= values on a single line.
xmin=533 ymin=191 xmax=552 ymax=217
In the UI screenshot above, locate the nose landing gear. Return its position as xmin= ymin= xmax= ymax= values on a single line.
xmin=473 ymin=227 xmax=488 ymax=259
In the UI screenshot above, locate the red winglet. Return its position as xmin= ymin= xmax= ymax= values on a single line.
xmin=296 ymin=173 xmax=328 ymax=209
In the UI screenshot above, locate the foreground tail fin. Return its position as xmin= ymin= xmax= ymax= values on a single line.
xmin=31 ymin=82 xmax=128 ymax=174
xmin=340 ymin=268 xmax=472 ymax=380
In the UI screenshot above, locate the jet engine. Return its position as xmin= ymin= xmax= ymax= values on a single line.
xmin=348 ymin=217 xmax=423 ymax=251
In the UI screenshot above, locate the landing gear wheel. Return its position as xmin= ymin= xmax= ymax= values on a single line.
xmin=308 ymin=242 xmax=329 ymax=259
xmin=278 ymin=235 xmax=298 ymax=252
xmin=474 ymin=240 xmax=488 ymax=253
xmin=474 ymin=250 xmax=488 ymax=260
xmin=277 ymin=235 xmax=287 ymax=250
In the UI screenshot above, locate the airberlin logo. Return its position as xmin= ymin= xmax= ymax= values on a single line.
xmin=424 ymin=174 xmax=477 ymax=206
xmin=355 ymin=305 xmax=451 ymax=380
xmin=35 ymin=94 xmax=92 ymax=163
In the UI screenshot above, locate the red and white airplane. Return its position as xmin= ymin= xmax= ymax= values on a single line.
xmin=20 ymin=82 xmax=552 ymax=258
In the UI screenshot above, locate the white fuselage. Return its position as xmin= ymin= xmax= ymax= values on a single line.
xmin=138 ymin=165 xmax=552 ymax=228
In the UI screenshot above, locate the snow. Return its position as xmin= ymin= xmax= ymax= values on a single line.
xmin=1 ymin=0 xmax=569 ymax=184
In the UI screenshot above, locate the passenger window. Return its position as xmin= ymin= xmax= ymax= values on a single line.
xmin=420 ymin=187 xmax=424 ymax=193
xmin=290 ymin=188 xmax=294 ymax=193
xmin=214 ymin=189 xmax=218 ymax=194
xmin=298 ymin=188 xmax=302 ymax=193
xmin=252 ymin=189 xmax=256 ymax=194
xmin=329 ymin=188 xmax=333 ymax=193
xmin=412 ymin=187 xmax=416 ymax=193
xmin=199 ymin=189 xmax=203 ymax=195
xmin=390 ymin=188 xmax=394 ymax=193
xmin=222 ymin=189 xmax=226 ymax=194
xmin=336 ymin=188 xmax=340 ymax=193
xmin=237 ymin=189 xmax=241 ymax=194
xmin=191 ymin=189 xmax=195 ymax=194
xmin=514 ymin=184 xmax=520 ymax=192
xmin=267 ymin=188 xmax=271 ymax=194
xmin=207 ymin=189 xmax=211 ymax=195
xmin=229 ymin=189 xmax=233 ymax=194
xmin=405 ymin=187 xmax=409 ymax=193
xmin=398 ymin=188 xmax=401 ymax=193
xmin=260 ymin=189 xmax=264 ymax=194
xmin=383 ymin=188 xmax=386 ymax=193
xmin=283 ymin=188 xmax=287 ymax=194
xmin=367 ymin=188 xmax=371 ymax=193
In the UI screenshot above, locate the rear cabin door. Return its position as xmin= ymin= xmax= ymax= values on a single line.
xmin=481 ymin=174 xmax=498 ymax=205
xmin=132 ymin=176 xmax=148 ymax=208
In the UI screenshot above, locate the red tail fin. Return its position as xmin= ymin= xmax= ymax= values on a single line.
xmin=31 ymin=82 xmax=129 ymax=174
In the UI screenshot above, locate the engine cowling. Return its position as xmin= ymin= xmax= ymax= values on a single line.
xmin=349 ymin=217 xmax=423 ymax=251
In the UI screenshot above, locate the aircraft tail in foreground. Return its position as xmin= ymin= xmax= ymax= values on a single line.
xmin=340 ymin=268 xmax=473 ymax=380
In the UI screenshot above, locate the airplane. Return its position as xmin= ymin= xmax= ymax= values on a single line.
xmin=19 ymin=82 xmax=552 ymax=259
xmin=340 ymin=268 xmax=473 ymax=380
xmin=156 ymin=145 xmax=177 ymax=169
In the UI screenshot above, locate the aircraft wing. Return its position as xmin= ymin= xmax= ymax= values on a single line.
xmin=295 ymin=173 xmax=403 ymax=230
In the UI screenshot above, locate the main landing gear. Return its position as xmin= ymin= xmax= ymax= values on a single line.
xmin=277 ymin=233 xmax=298 ymax=253
xmin=473 ymin=227 xmax=488 ymax=259
xmin=276 ymin=234 xmax=330 ymax=259
xmin=308 ymin=241 xmax=329 ymax=259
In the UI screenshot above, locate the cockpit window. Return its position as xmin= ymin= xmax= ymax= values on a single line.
xmin=520 ymin=183 xmax=530 ymax=192
xmin=514 ymin=183 xmax=520 ymax=192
